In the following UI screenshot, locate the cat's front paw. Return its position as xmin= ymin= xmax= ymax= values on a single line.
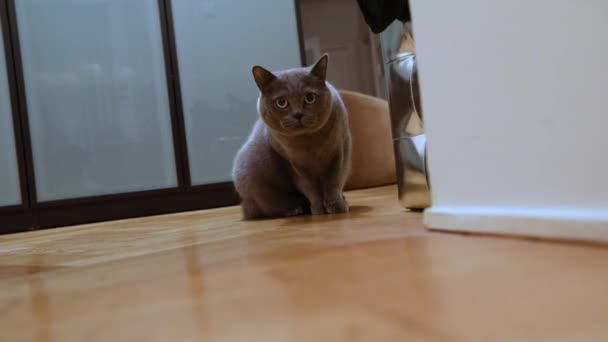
xmin=284 ymin=205 xmax=308 ymax=217
xmin=324 ymin=197 xmax=349 ymax=214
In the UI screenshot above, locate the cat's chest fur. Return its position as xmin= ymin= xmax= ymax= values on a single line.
xmin=268 ymin=127 xmax=340 ymax=177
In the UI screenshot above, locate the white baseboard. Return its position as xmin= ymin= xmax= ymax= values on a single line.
xmin=424 ymin=207 xmax=608 ymax=243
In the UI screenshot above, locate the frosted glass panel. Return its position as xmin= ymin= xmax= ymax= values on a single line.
xmin=0 ymin=25 xmax=22 ymax=206
xmin=16 ymin=0 xmax=177 ymax=201
xmin=172 ymin=0 xmax=302 ymax=185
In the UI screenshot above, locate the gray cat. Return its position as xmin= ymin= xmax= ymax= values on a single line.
xmin=232 ymin=54 xmax=352 ymax=219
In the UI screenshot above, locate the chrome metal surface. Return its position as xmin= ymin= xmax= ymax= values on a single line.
xmin=382 ymin=22 xmax=430 ymax=209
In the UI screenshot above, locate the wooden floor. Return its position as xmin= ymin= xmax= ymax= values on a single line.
xmin=1 ymin=185 xmax=608 ymax=341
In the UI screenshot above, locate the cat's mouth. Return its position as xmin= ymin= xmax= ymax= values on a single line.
xmin=281 ymin=118 xmax=312 ymax=130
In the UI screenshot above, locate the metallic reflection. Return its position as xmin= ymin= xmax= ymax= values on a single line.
xmin=382 ymin=22 xmax=430 ymax=209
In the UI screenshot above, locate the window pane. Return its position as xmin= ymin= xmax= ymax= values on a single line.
xmin=16 ymin=0 xmax=177 ymax=201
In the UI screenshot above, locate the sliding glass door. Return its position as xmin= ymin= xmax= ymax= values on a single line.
xmin=0 ymin=0 xmax=303 ymax=232
xmin=14 ymin=0 xmax=178 ymax=202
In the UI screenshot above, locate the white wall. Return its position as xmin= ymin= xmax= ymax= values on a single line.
xmin=410 ymin=0 xmax=608 ymax=241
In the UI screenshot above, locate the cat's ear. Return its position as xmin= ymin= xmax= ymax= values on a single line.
xmin=252 ymin=66 xmax=277 ymax=92
xmin=309 ymin=53 xmax=329 ymax=81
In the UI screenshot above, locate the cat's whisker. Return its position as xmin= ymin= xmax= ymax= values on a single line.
xmin=281 ymin=118 xmax=302 ymax=129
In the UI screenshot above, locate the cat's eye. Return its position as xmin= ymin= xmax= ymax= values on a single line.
xmin=275 ymin=97 xmax=289 ymax=109
xmin=304 ymin=93 xmax=316 ymax=105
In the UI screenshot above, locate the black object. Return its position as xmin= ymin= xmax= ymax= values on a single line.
xmin=356 ymin=0 xmax=411 ymax=34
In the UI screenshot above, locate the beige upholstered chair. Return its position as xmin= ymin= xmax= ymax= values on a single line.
xmin=340 ymin=90 xmax=396 ymax=190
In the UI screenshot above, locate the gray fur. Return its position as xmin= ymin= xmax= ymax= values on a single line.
xmin=232 ymin=54 xmax=352 ymax=219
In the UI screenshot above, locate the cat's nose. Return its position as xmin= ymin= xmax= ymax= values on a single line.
xmin=294 ymin=112 xmax=304 ymax=120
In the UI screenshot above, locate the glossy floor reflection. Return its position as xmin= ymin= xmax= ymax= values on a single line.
xmin=1 ymin=186 xmax=608 ymax=341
